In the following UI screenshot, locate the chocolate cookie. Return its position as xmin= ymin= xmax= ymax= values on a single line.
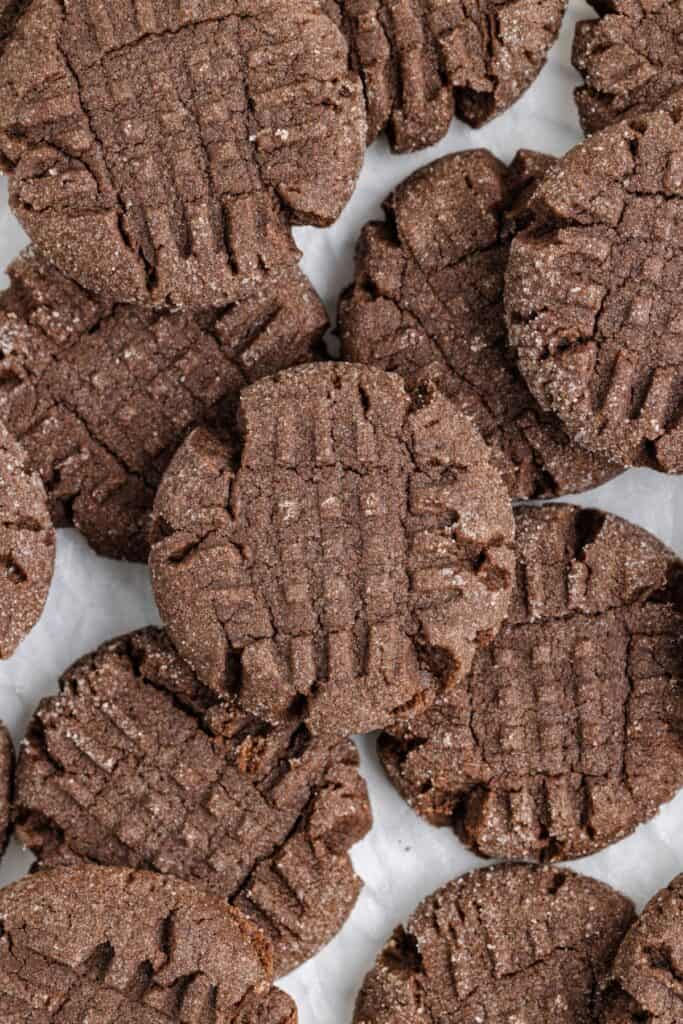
xmin=339 ymin=149 xmax=619 ymax=499
xmin=14 ymin=627 xmax=372 ymax=977
xmin=150 ymin=363 xmax=515 ymax=735
xmin=354 ymin=864 xmax=634 ymax=1024
xmin=0 ymin=250 xmax=326 ymax=562
xmin=0 ymin=422 xmax=55 ymax=658
xmin=506 ymin=107 xmax=683 ymax=473
xmin=0 ymin=723 xmax=13 ymax=857
xmin=602 ymin=874 xmax=683 ymax=1023
xmin=0 ymin=1 xmax=365 ymax=308
xmin=574 ymin=2 xmax=683 ymax=134
xmin=379 ymin=505 xmax=683 ymax=862
xmin=0 ymin=865 xmax=297 ymax=1022
xmin=322 ymin=0 xmax=568 ymax=150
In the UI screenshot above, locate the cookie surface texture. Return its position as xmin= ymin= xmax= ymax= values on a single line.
xmin=574 ymin=1 xmax=683 ymax=134
xmin=14 ymin=627 xmax=372 ymax=976
xmin=379 ymin=504 xmax=683 ymax=862
xmin=0 ymin=722 xmax=13 ymax=857
xmin=340 ymin=148 xmax=619 ymax=498
xmin=506 ymin=106 xmax=683 ymax=472
xmin=0 ymin=865 xmax=297 ymax=1022
xmin=0 ymin=250 xmax=327 ymax=561
xmin=150 ymin=363 xmax=515 ymax=735
xmin=602 ymin=873 xmax=683 ymax=1024
xmin=0 ymin=422 xmax=55 ymax=658
xmin=324 ymin=0 xmax=567 ymax=150
xmin=354 ymin=864 xmax=634 ymax=1024
xmin=0 ymin=0 xmax=365 ymax=307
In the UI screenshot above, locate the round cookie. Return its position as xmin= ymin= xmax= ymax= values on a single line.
xmin=0 ymin=1 xmax=365 ymax=308
xmin=0 ymin=723 xmax=13 ymax=856
xmin=354 ymin=864 xmax=635 ymax=1024
xmin=14 ymin=627 xmax=372 ymax=977
xmin=339 ymin=148 xmax=619 ymax=499
xmin=574 ymin=2 xmax=683 ymax=135
xmin=0 ymin=422 xmax=55 ymax=658
xmin=322 ymin=0 xmax=568 ymax=150
xmin=506 ymin=106 xmax=683 ymax=473
xmin=0 ymin=865 xmax=297 ymax=1022
xmin=379 ymin=504 xmax=683 ymax=862
xmin=150 ymin=363 xmax=515 ymax=736
xmin=602 ymin=874 xmax=683 ymax=1024
xmin=0 ymin=249 xmax=327 ymax=562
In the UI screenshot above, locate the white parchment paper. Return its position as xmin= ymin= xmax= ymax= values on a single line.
xmin=1 ymin=4 xmax=682 ymax=1021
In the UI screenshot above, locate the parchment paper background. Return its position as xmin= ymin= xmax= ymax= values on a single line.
xmin=1 ymin=3 xmax=682 ymax=1021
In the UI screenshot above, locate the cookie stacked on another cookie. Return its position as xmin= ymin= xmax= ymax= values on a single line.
xmin=14 ymin=627 xmax=372 ymax=976
xmin=0 ymin=250 xmax=327 ymax=561
xmin=339 ymin=147 xmax=621 ymax=499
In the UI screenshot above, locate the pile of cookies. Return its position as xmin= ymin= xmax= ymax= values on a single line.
xmin=0 ymin=1 xmax=682 ymax=1022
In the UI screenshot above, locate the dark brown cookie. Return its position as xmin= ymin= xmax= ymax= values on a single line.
xmin=601 ymin=873 xmax=683 ymax=1024
xmin=0 ymin=723 xmax=13 ymax=856
xmin=0 ymin=865 xmax=297 ymax=1022
xmin=574 ymin=2 xmax=683 ymax=134
xmin=506 ymin=106 xmax=683 ymax=473
xmin=14 ymin=627 xmax=372 ymax=977
xmin=0 ymin=250 xmax=327 ymax=562
xmin=0 ymin=1 xmax=365 ymax=309
xmin=150 ymin=363 xmax=515 ymax=736
xmin=0 ymin=422 xmax=55 ymax=658
xmin=354 ymin=864 xmax=635 ymax=1024
xmin=340 ymin=149 xmax=619 ymax=499
xmin=322 ymin=1 xmax=568 ymax=150
xmin=379 ymin=504 xmax=683 ymax=862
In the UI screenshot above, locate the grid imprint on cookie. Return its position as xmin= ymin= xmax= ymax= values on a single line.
xmin=151 ymin=365 xmax=515 ymax=734
xmin=379 ymin=506 xmax=683 ymax=861
xmin=0 ymin=252 xmax=325 ymax=560
xmin=339 ymin=150 xmax=619 ymax=498
xmin=0 ymin=1 xmax=363 ymax=306
xmin=323 ymin=0 xmax=567 ymax=149
xmin=507 ymin=113 xmax=683 ymax=472
xmin=0 ymin=867 xmax=296 ymax=1022
xmin=15 ymin=629 xmax=371 ymax=975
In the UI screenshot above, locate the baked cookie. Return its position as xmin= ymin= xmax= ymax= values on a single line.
xmin=574 ymin=1 xmax=683 ymax=134
xmin=14 ymin=628 xmax=372 ymax=976
xmin=0 ymin=422 xmax=55 ymax=658
xmin=150 ymin=363 xmax=515 ymax=735
xmin=323 ymin=0 xmax=568 ymax=150
xmin=0 ymin=723 xmax=12 ymax=857
xmin=379 ymin=505 xmax=683 ymax=862
xmin=354 ymin=864 xmax=634 ymax=1024
xmin=0 ymin=865 xmax=297 ymax=1022
xmin=506 ymin=106 xmax=683 ymax=473
xmin=0 ymin=250 xmax=326 ymax=562
xmin=339 ymin=148 xmax=619 ymax=499
xmin=0 ymin=1 xmax=365 ymax=308
xmin=602 ymin=873 xmax=683 ymax=1024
